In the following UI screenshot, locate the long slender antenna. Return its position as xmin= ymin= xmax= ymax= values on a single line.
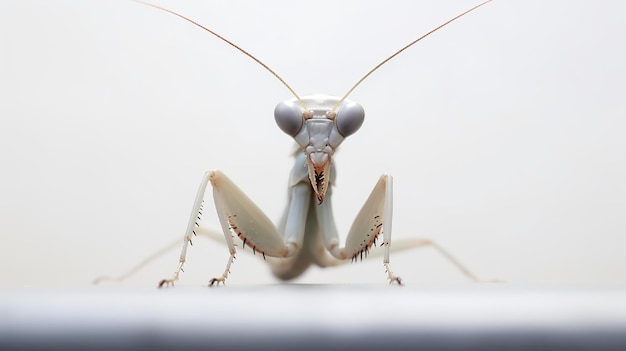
xmin=332 ymin=0 xmax=493 ymax=112
xmin=132 ymin=0 xmax=307 ymax=109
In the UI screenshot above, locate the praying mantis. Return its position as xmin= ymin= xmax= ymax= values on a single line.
xmin=99 ymin=0 xmax=494 ymax=287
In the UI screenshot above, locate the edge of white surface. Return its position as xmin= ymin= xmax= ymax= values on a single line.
xmin=2 ymin=284 xmax=626 ymax=350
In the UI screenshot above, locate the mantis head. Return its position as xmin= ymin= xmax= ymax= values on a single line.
xmin=274 ymin=95 xmax=364 ymax=204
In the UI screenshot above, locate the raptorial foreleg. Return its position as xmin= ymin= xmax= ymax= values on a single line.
xmin=158 ymin=171 xmax=212 ymax=287
xmin=317 ymin=174 xmax=401 ymax=284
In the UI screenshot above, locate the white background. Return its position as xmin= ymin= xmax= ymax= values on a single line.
xmin=0 ymin=0 xmax=624 ymax=288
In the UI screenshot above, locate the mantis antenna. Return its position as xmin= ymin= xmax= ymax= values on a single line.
xmin=332 ymin=0 xmax=493 ymax=113
xmin=134 ymin=0 xmax=493 ymax=113
xmin=132 ymin=0 xmax=308 ymax=110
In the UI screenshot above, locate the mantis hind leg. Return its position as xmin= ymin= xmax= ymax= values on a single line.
xmin=320 ymin=237 xmax=484 ymax=282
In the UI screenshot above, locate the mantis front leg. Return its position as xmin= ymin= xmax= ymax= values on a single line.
xmin=317 ymin=173 xmax=401 ymax=284
xmin=159 ymin=170 xmax=303 ymax=287
xmin=158 ymin=171 xmax=211 ymax=288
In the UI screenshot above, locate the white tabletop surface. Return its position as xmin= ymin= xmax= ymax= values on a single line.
xmin=2 ymin=284 xmax=625 ymax=350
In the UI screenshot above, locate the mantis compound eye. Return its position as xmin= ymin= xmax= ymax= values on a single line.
xmin=274 ymin=100 xmax=304 ymax=137
xmin=335 ymin=101 xmax=364 ymax=137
